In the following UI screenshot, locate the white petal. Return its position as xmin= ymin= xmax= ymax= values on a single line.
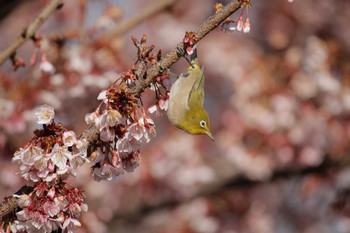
xmin=97 ymin=90 xmax=107 ymax=100
xmin=35 ymin=104 xmax=55 ymax=124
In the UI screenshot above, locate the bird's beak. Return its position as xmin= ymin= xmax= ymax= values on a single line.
xmin=206 ymin=131 xmax=215 ymax=141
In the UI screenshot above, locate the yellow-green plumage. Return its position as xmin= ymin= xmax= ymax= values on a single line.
xmin=167 ymin=52 xmax=214 ymax=140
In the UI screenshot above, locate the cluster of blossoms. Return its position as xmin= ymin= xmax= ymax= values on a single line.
xmin=10 ymin=182 xmax=87 ymax=233
xmin=5 ymin=35 xmax=168 ymax=232
xmin=9 ymin=104 xmax=88 ymax=232
xmin=86 ymin=84 xmax=156 ymax=181
xmin=217 ymin=2 xmax=251 ymax=34
xmin=85 ymin=35 xmax=169 ymax=181
xmin=12 ymin=105 xmax=87 ymax=182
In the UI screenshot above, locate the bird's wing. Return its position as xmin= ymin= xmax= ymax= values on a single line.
xmin=188 ymin=65 xmax=205 ymax=107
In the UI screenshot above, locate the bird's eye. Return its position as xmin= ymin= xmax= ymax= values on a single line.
xmin=200 ymin=120 xmax=206 ymax=128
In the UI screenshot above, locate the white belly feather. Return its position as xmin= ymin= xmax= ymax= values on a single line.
xmin=167 ymin=73 xmax=196 ymax=125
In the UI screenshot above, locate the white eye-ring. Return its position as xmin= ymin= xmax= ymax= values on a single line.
xmin=200 ymin=120 xmax=206 ymax=128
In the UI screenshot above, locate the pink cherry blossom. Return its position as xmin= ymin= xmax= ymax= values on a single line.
xmin=50 ymin=144 xmax=72 ymax=170
xmin=35 ymin=104 xmax=55 ymax=124
xmin=63 ymin=131 xmax=77 ymax=147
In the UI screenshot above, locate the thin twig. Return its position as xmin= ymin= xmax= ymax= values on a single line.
xmin=0 ymin=0 xmax=64 ymax=65
xmin=107 ymin=0 xmax=176 ymax=38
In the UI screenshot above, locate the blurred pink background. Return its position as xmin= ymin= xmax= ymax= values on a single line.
xmin=1 ymin=0 xmax=350 ymax=232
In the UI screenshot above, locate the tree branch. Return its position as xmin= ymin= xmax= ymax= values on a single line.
xmin=130 ymin=0 xmax=243 ymax=95
xmin=0 ymin=186 xmax=33 ymax=223
xmin=80 ymin=0 xmax=243 ymax=150
xmin=0 ymin=0 xmax=64 ymax=65
xmin=109 ymin=158 xmax=350 ymax=223
xmin=0 ymin=0 xmax=244 ymax=224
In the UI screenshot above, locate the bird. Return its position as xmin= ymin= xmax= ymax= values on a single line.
xmin=166 ymin=47 xmax=214 ymax=141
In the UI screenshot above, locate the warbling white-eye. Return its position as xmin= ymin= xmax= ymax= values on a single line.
xmin=167 ymin=47 xmax=214 ymax=140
